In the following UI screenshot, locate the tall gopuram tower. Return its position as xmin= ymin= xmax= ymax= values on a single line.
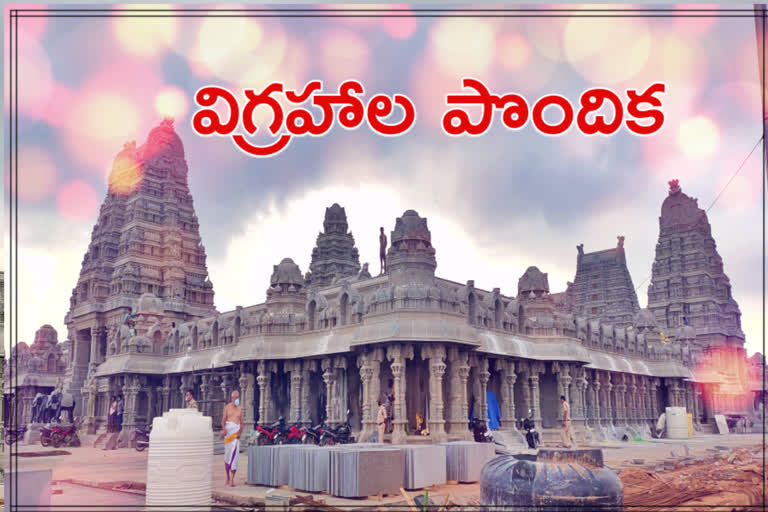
xmin=646 ymin=180 xmax=745 ymax=351
xmin=569 ymin=236 xmax=641 ymax=329
xmin=63 ymin=118 xmax=217 ymax=415
xmin=306 ymin=203 xmax=361 ymax=288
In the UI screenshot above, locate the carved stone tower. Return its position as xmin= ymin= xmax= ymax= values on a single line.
xmin=569 ymin=237 xmax=641 ymax=329
xmin=63 ymin=118 xmax=217 ymax=415
xmin=306 ymin=204 xmax=361 ymax=288
xmin=646 ymin=180 xmax=745 ymax=350
xmin=385 ymin=210 xmax=437 ymax=286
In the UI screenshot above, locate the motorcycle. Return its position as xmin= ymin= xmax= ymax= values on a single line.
xmin=301 ymin=424 xmax=326 ymax=445
xmin=469 ymin=418 xmax=493 ymax=443
xmin=51 ymin=421 xmax=80 ymax=448
xmin=284 ymin=422 xmax=305 ymax=444
xmin=5 ymin=426 xmax=26 ymax=446
xmin=40 ymin=425 xmax=54 ymax=447
xmin=319 ymin=410 xmax=356 ymax=446
xmin=254 ymin=417 xmax=287 ymax=446
xmin=134 ymin=425 xmax=151 ymax=452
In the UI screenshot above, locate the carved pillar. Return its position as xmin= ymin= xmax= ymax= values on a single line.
xmin=424 ymin=344 xmax=447 ymax=442
xmin=289 ymin=361 xmax=302 ymax=424
xmin=357 ymin=353 xmax=375 ymax=441
xmin=239 ymin=363 xmax=255 ymax=433
xmin=530 ymin=362 xmax=544 ymax=429
xmin=120 ymin=375 xmax=141 ymax=446
xmin=387 ymin=343 xmax=413 ymax=444
xmin=519 ymin=361 xmax=532 ymax=420
xmin=322 ymin=358 xmax=337 ymax=425
xmin=649 ymin=378 xmax=660 ymax=418
xmin=592 ymin=371 xmax=601 ymax=427
xmin=160 ymin=375 xmax=171 ymax=413
xmin=300 ymin=360 xmax=315 ymax=427
xmin=693 ymin=385 xmax=703 ymax=427
xmin=573 ymin=367 xmax=587 ymax=420
xmin=257 ymin=360 xmax=270 ymax=425
xmin=199 ymin=375 xmax=211 ymax=416
xmin=478 ymin=357 xmax=490 ymax=424
xmin=88 ymin=327 xmax=101 ymax=378
xmin=497 ymin=359 xmax=517 ymax=430
xmin=446 ymin=346 xmax=469 ymax=436
xmin=616 ymin=374 xmax=627 ymax=425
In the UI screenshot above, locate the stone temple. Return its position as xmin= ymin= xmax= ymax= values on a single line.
xmin=5 ymin=121 xmax=764 ymax=445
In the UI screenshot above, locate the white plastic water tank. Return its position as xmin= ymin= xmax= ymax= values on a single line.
xmin=145 ymin=408 xmax=213 ymax=510
xmin=665 ymin=406 xmax=688 ymax=439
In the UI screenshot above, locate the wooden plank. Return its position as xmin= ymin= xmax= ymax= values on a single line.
xmin=400 ymin=487 xmax=419 ymax=512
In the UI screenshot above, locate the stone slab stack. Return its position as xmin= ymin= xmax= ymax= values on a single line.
xmin=328 ymin=446 xmax=405 ymax=498
xmin=400 ymin=444 xmax=447 ymax=489
xmin=4 ymin=468 xmax=52 ymax=512
xmin=287 ymin=445 xmax=330 ymax=492
xmin=247 ymin=445 xmax=292 ymax=487
xmin=440 ymin=441 xmax=497 ymax=483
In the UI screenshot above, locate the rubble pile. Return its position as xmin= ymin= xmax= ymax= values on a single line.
xmin=621 ymin=448 xmax=765 ymax=511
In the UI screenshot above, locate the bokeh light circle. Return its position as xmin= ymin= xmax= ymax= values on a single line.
xmin=678 ymin=116 xmax=720 ymax=159
xmin=57 ymin=181 xmax=100 ymax=222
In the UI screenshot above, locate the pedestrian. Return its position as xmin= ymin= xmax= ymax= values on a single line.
xmin=377 ymin=400 xmax=387 ymax=443
xmin=185 ymin=389 xmax=198 ymax=410
xmin=221 ymin=391 xmax=243 ymax=487
xmin=108 ymin=396 xmax=117 ymax=433
xmin=560 ymin=395 xmax=572 ymax=449
xmin=116 ymin=395 xmax=124 ymax=431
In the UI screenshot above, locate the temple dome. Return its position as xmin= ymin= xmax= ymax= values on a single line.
xmin=660 ymin=179 xmax=706 ymax=230
xmin=270 ymin=258 xmax=305 ymax=288
xmin=386 ymin=209 xmax=437 ymax=281
xmin=518 ymin=266 xmax=549 ymax=296
xmin=143 ymin=117 xmax=185 ymax=160
xmin=32 ymin=324 xmax=58 ymax=346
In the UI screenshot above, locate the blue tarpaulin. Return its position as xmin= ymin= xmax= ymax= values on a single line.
xmin=470 ymin=391 xmax=502 ymax=430
xmin=486 ymin=390 xmax=501 ymax=430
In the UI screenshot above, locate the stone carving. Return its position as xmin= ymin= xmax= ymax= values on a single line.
xmin=518 ymin=266 xmax=549 ymax=297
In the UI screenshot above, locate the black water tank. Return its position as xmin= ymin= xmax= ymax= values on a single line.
xmin=480 ymin=449 xmax=623 ymax=511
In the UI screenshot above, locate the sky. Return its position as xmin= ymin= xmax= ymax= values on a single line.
xmin=3 ymin=4 xmax=765 ymax=357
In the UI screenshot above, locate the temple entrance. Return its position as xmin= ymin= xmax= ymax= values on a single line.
xmin=309 ymin=370 xmax=325 ymax=424
xmin=405 ymin=350 xmax=429 ymax=433
xmin=539 ymin=365 xmax=558 ymax=428
xmin=271 ymin=365 xmax=290 ymax=421
xmin=658 ymin=381 xmax=669 ymax=415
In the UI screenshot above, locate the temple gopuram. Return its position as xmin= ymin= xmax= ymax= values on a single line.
xmin=5 ymin=120 xmax=763 ymax=446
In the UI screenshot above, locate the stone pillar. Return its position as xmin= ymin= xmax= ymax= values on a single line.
xmin=478 ymin=357 xmax=490 ymax=424
xmin=120 ymin=375 xmax=141 ymax=446
xmin=289 ymin=361 xmax=302 ymax=424
xmin=602 ymin=372 xmax=613 ymax=426
xmin=616 ymin=374 xmax=627 ymax=425
xmin=257 ymin=360 xmax=270 ymax=425
xmin=357 ymin=351 xmax=375 ymax=441
xmin=591 ymin=372 xmax=601 ymax=427
xmin=423 ymin=344 xmax=447 ymax=442
xmin=693 ymin=385 xmax=703 ymax=427
xmin=520 ymin=361 xmax=532 ymax=420
xmin=649 ymin=378 xmax=660 ymax=419
xmin=88 ymin=327 xmax=101 ymax=378
xmin=529 ymin=362 xmax=544 ymax=430
xmin=322 ymin=358 xmax=337 ymax=424
xmin=387 ymin=343 xmax=413 ymax=444
xmin=238 ymin=364 xmax=255 ymax=433
xmin=628 ymin=375 xmax=638 ymax=424
xmin=160 ymin=375 xmax=170 ymax=414
xmin=199 ymin=375 xmax=211 ymax=416
xmin=300 ymin=360 xmax=316 ymax=427
xmin=446 ymin=346 xmax=469 ymax=436
xmin=496 ymin=359 xmax=517 ymax=430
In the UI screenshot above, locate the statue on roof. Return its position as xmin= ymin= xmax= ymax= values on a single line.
xmin=617 ymin=236 xmax=625 ymax=249
xmin=668 ymin=179 xmax=681 ymax=195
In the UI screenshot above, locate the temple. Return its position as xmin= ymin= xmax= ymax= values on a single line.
xmin=5 ymin=122 xmax=763 ymax=446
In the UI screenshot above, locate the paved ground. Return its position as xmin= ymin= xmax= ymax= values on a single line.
xmin=3 ymin=433 xmax=764 ymax=509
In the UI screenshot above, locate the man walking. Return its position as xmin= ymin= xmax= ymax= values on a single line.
xmin=379 ymin=227 xmax=387 ymax=275
xmin=560 ymin=395 xmax=572 ymax=449
xmin=377 ymin=400 xmax=387 ymax=443
xmin=221 ymin=390 xmax=243 ymax=487
xmin=185 ymin=389 xmax=198 ymax=410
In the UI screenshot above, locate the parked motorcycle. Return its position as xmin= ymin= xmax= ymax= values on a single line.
xmin=51 ymin=421 xmax=80 ymax=448
xmin=469 ymin=418 xmax=493 ymax=443
xmin=319 ymin=410 xmax=356 ymax=446
xmin=301 ymin=424 xmax=326 ymax=445
xmin=134 ymin=425 xmax=151 ymax=452
xmin=5 ymin=426 xmax=26 ymax=446
xmin=254 ymin=417 xmax=286 ymax=446
xmin=284 ymin=422 xmax=305 ymax=444
xmin=40 ymin=425 xmax=54 ymax=447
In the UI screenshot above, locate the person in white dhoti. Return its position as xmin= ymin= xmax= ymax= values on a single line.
xmin=221 ymin=390 xmax=244 ymax=487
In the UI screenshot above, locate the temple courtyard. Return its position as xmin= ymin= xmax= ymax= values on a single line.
xmin=3 ymin=433 xmax=765 ymax=511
